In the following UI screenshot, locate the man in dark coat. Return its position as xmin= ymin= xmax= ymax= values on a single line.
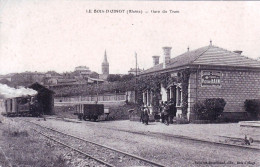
xmin=160 ymin=102 xmax=165 ymax=123
xmin=143 ymin=106 xmax=149 ymax=125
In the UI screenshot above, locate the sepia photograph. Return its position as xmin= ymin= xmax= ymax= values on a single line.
xmin=0 ymin=0 xmax=260 ymax=166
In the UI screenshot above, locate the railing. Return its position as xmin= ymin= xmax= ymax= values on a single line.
xmin=55 ymin=93 xmax=126 ymax=103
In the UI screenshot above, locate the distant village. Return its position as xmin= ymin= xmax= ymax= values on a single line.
xmin=0 ymin=51 xmax=144 ymax=89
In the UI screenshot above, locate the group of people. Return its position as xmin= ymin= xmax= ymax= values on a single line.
xmin=160 ymin=99 xmax=176 ymax=125
xmin=140 ymin=98 xmax=177 ymax=126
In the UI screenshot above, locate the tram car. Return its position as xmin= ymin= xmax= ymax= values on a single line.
xmin=1 ymin=96 xmax=41 ymax=117
xmin=74 ymin=104 xmax=105 ymax=121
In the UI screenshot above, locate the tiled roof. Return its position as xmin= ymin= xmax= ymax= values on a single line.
xmin=141 ymin=45 xmax=260 ymax=75
xmin=192 ymin=46 xmax=260 ymax=67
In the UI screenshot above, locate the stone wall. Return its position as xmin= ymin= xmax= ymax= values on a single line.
xmin=188 ymin=69 xmax=260 ymax=120
xmin=187 ymin=72 xmax=197 ymax=120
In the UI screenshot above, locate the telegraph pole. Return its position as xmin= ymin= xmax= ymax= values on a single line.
xmin=96 ymin=80 xmax=99 ymax=104
xmin=135 ymin=52 xmax=137 ymax=77
xmin=135 ymin=52 xmax=137 ymax=103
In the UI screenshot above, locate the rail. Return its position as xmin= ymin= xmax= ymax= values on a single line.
xmin=33 ymin=128 xmax=114 ymax=167
xmin=29 ymin=121 xmax=165 ymax=167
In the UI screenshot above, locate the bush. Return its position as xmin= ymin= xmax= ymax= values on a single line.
xmin=244 ymin=99 xmax=260 ymax=119
xmin=193 ymin=101 xmax=206 ymax=120
xmin=193 ymin=98 xmax=226 ymax=121
xmin=107 ymin=103 xmax=138 ymax=120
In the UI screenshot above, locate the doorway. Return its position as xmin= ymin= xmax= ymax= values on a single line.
xmin=168 ymin=85 xmax=177 ymax=117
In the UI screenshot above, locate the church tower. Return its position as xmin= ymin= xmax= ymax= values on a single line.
xmin=102 ymin=50 xmax=109 ymax=75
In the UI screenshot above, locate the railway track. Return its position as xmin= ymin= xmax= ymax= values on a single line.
xmin=28 ymin=121 xmax=165 ymax=167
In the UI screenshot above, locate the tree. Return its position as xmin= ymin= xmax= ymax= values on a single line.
xmin=107 ymin=74 xmax=121 ymax=82
xmin=52 ymin=78 xmax=136 ymax=97
xmin=120 ymin=74 xmax=134 ymax=82
xmin=89 ymin=72 xmax=99 ymax=79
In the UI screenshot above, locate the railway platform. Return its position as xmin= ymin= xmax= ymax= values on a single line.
xmin=101 ymin=120 xmax=260 ymax=150
xmin=45 ymin=116 xmax=260 ymax=150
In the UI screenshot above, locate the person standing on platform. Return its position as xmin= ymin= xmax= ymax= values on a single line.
xmin=143 ymin=105 xmax=149 ymax=125
xmin=160 ymin=101 xmax=165 ymax=123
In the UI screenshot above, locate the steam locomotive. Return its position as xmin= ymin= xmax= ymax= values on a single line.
xmin=1 ymin=96 xmax=41 ymax=117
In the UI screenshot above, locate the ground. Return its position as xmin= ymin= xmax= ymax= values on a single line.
xmin=0 ymin=118 xmax=69 ymax=167
xmin=0 ymin=116 xmax=259 ymax=167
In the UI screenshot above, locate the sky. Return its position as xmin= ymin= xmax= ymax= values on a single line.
xmin=1 ymin=0 xmax=260 ymax=75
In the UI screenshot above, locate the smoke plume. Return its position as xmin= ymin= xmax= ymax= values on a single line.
xmin=0 ymin=84 xmax=37 ymax=99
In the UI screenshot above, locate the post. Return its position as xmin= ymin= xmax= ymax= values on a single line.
xmin=135 ymin=52 xmax=137 ymax=103
xmin=135 ymin=52 xmax=137 ymax=77
xmin=96 ymin=80 xmax=99 ymax=103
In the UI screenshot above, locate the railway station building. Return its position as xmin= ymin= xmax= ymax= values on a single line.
xmin=139 ymin=42 xmax=260 ymax=121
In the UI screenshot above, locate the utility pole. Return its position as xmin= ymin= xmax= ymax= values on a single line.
xmin=135 ymin=52 xmax=137 ymax=103
xmin=96 ymin=80 xmax=99 ymax=104
xmin=135 ymin=52 xmax=138 ymax=77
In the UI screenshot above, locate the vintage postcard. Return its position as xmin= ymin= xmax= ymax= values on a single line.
xmin=0 ymin=1 xmax=259 ymax=167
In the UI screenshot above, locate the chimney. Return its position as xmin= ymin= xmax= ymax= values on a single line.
xmin=233 ymin=50 xmax=243 ymax=55
xmin=163 ymin=47 xmax=172 ymax=68
xmin=152 ymin=56 xmax=160 ymax=66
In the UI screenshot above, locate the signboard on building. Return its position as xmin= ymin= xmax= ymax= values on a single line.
xmin=201 ymin=71 xmax=221 ymax=87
